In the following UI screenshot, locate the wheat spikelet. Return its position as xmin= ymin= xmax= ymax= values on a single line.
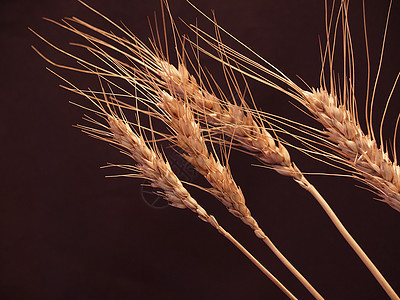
xmin=95 ymin=115 xmax=204 ymax=214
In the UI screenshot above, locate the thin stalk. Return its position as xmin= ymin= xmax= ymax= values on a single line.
xmin=215 ymin=221 xmax=298 ymax=299
xmin=259 ymin=234 xmax=323 ymax=299
xmin=303 ymin=178 xmax=399 ymax=299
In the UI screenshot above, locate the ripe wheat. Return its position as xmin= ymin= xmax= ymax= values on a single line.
xmin=30 ymin=0 xmax=399 ymax=298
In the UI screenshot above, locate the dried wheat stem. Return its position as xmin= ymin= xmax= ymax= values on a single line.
xmin=304 ymin=179 xmax=399 ymax=300
xmin=158 ymin=90 xmax=322 ymax=299
xmin=209 ymin=216 xmax=298 ymax=300
xmin=104 ymin=114 xmax=296 ymax=298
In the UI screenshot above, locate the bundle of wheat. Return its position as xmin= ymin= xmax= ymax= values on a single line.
xmin=30 ymin=0 xmax=399 ymax=298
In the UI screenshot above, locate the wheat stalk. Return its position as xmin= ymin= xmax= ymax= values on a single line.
xmin=79 ymin=102 xmax=297 ymax=298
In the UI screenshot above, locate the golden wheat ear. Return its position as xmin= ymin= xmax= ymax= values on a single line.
xmin=73 ymin=88 xmax=298 ymax=298
xmin=294 ymin=0 xmax=400 ymax=213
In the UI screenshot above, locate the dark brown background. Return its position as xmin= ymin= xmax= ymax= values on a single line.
xmin=1 ymin=0 xmax=400 ymax=299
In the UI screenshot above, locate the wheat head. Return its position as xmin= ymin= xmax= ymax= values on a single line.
xmin=158 ymin=90 xmax=260 ymax=227
xmin=302 ymin=88 xmax=400 ymax=212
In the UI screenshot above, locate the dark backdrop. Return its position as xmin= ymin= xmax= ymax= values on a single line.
xmin=1 ymin=0 xmax=400 ymax=299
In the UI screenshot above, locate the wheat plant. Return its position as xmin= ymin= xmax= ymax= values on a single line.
xmin=31 ymin=0 xmax=399 ymax=298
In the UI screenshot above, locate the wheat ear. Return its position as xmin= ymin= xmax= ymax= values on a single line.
xmin=157 ymin=90 xmax=322 ymax=299
xmin=294 ymin=87 xmax=400 ymax=299
xmin=303 ymin=88 xmax=400 ymax=212
xmin=82 ymin=110 xmax=296 ymax=299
